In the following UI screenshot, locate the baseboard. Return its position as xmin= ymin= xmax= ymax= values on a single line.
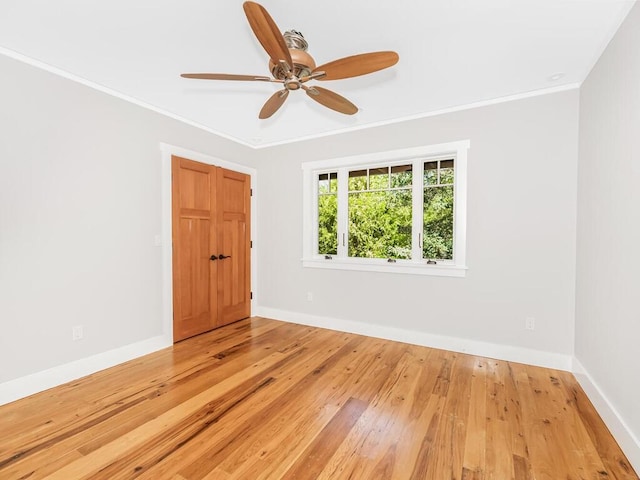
xmin=572 ymin=358 xmax=640 ymax=473
xmin=255 ymin=306 xmax=573 ymax=371
xmin=0 ymin=335 xmax=172 ymax=406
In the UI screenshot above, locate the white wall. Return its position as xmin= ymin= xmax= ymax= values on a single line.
xmin=0 ymin=54 xmax=256 ymax=386
xmin=256 ymin=90 xmax=580 ymax=365
xmin=575 ymin=0 xmax=640 ymax=468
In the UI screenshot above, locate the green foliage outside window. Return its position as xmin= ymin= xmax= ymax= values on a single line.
xmin=318 ymin=193 xmax=338 ymax=255
xmin=423 ymin=185 xmax=454 ymax=259
xmin=349 ymin=189 xmax=412 ymax=259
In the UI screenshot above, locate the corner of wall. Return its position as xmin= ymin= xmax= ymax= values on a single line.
xmin=572 ymin=357 xmax=640 ymax=474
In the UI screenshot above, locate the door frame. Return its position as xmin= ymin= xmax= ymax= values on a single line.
xmin=160 ymin=143 xmax=257 ymax=343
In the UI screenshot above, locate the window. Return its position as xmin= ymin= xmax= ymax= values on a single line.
xmin=423 ymin=159 xmax=454 ymax=260
xmin=303 ymin=140 xmax=469 ymax=277
xmin=317 ymin=172 xmax=339 ymax=256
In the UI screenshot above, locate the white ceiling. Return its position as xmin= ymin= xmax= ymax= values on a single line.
xmin=0 ymin=0 xmax=635 ymax=148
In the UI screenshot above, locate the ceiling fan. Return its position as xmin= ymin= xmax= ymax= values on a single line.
xmin=181 ymin=1 xmax=399 ymax=119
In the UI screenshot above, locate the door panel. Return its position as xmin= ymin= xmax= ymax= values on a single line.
xmin=216 ymin=168 xmax=251 ymax=326
xmin=172 ymin=157 xmax=217 ymax=342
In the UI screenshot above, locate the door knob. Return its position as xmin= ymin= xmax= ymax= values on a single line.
xmin=210 ymin=254 xmax=218 ymax=261
xmin=219 ymin=254 xmax=231 ymax=259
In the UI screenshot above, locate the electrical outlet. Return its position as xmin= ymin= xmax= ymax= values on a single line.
xmin=306 ymin=292 xmax=313 ymax=301
xmin=72 ymin=325 xmax=84 ymax=341
xmin=525 ymin=317 xmax=535 ymax=331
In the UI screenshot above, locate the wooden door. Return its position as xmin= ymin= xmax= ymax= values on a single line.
xmin=216 ymin=168 xmax=251 ymax=325
xmin=172 ymin=157 xmax=217 ymax=342
xmin=172 ymin=156 xmax=251 ymax=342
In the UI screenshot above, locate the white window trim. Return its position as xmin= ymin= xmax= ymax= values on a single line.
xmin=302 ymin=140 xmax=469 ymax=277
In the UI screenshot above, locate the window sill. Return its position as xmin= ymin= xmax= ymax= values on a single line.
xmin=302 ymin=258 xmax=467 ymax=277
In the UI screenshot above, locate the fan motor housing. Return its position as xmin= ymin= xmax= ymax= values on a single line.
xmin=269 ymin=30 xmax=316 ymax=80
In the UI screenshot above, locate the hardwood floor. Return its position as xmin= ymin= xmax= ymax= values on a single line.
xmin=0 ymin=317 xmax=636 ymax=480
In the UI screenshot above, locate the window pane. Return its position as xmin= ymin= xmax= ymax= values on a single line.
xmin=349 ymin=190 xmax=412 ymax=259
xmin=440 ymin=159 xmax=455 ymax=185
xmin=318 ymin=193 xmax=338 ymax=255
xmin=391 ymin=164 xmax=412 ymax=188
xmin=329 ymin=172 xmax=338 ymax=193
xmin=318 ymin=173 xmax=330 ymax=194
xmin=423 ymin=185 xmax=454 ymax=260
xmin=424 ymin=161 xmax=438 ymax=186
xmin=348 ymin=169 xmax=367 ymax=191
xmin=369 ymin=167 xmax=389 ymax=190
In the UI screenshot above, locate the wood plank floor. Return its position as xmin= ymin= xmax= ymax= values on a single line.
xmin=0 ymin=317 xmax=637 ymax=480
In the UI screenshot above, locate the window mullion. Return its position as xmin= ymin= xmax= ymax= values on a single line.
xmin=337 ymin=168 xmax=349 ymax=258
xmin=412 ymin=159 xmax=424 ymax=261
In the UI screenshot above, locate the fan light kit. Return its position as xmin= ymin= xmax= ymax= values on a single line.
xmin=181 ymin=1 xmax=399 ymax=119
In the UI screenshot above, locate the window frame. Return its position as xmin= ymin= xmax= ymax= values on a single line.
xmin=302 ymin=140 xmax=469 ymax=277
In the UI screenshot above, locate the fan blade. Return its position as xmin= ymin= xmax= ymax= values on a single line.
xmin=243 ymin=1 xmax=292 ymax=68
xmin=259 ymin=89 xmax=289 ymax=119
xmin=313 ymin=51 xmax=399 ymax=81
xmin=181 ymin=73 xmax=273 ymax=82
xmin=304 ymin=86 xmax=358 ymax=115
